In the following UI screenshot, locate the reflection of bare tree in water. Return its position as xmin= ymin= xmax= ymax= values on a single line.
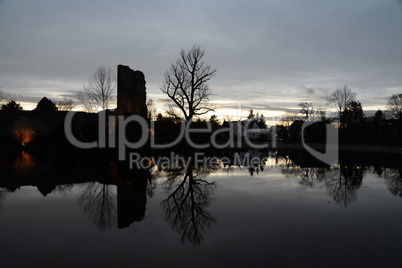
xmin=300 ymin=167 xmax=328 ymax=186
xmin=54 ymin=184 xmax=74 ymax=197
xmin=0 ymin=189 xmax=6 ymax=211
xmin=282 ymin=161 xmax=364 ymax=207
xmin=383 ymin=168 xmax=402 ymax=197
xmin=325 ymin=164 xmax=364 ymax=207
xmin=161 ymin=165 xmax=216 ymax=247
xmin=282 ymin=164 xmax=329 ymax=187
xmin=78 ymin=182 xmax=116 ymax=230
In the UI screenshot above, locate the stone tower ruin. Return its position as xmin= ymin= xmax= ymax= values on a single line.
xmin=116 ymin=64 xmax=147 ymax=117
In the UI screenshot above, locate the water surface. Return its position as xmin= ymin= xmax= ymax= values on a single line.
xmin=1 ymin=150 xmax=402 ymax=267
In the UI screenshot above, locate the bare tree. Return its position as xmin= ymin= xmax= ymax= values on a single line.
xmin=328 ymin=85 xmax=356 ymax=127
xmin=78 ymin=66 xmax=116 ymax=112
xmin=146 ymin=98 xmax=156 ymax=121
xmin=161 ymin=45 xmax=217 ymax=121
xmin=315 ymin=106 xmax=327 ymax=121
xmin=385 ymin=94 xmax=402 ymax=119
xmin=281 ymin=112 xmax=299 ymax=128
xmin=225 ymin=113 xmax=235 ymax=122
xmin=299 ymin=102 xmax=314 ymax=121
xmin=57 ymin=98 xmax=75 ymax=111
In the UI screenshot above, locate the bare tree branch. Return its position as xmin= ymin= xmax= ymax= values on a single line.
xmin=327 ymin=85 xmax=356 ymax=127
xmin=385 ymin=94 xmax=402 ymax=119
xmin=161 ymin=45 xmax=217 ymax=121
xmin=299 ymin=102 xmax=314 ymax=121
xmin=78 ymin=66 xmax=116 ymax=112
xmin=161 ymin=165 xmax=217 ymax=247
xmin=57 ymin=98 xmax=75 ymax=111
xmin=146 ymin=98 xmax=156 ymax=121
xmin=78 ymin=182 xmax=116 ymax=230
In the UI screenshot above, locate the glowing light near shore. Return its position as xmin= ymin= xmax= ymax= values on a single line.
xmin=148 ymin=128 xmax=155 ymax=136
xmin=13 ymin=121 xmax=35 ymax=146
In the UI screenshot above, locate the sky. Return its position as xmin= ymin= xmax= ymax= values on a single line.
xmin=1 ymin=0 xmax=402 ymax=122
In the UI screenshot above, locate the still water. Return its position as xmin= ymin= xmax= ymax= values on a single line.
xmin=1 ymin=150 xmax=402 ymax=267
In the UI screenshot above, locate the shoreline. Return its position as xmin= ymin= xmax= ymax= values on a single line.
xmin=274 ymin=142 xmax=402 ymax=154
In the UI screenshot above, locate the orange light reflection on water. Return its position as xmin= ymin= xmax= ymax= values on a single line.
xmin=14 ymin=151 xmax=35 ymax=173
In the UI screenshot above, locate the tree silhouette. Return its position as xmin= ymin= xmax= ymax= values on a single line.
xmin=78 ymin=182 xmax=116 ymax=230
xmin=315 ymin=106 xmax=327 ymax=121
xmin=1 ymin=100 xmax=23 ymax=111
xmin=383 ymin=168 xmax=402 ymax=197
xmin=146 ymin=98 xmax=156 ymax=121
xmin=328 ymin=85 xmax=356 ymax=128
xmin=385 ymin=94 xmax=402 ymax=119
xmin=325 ymin=164 xmax=364 ymax=207
xmin=247 ymin=109 xmax=255 ymax=119
xmin=78 ymin=66 xmax=116 ymax=112
xmin=209 ymin=114 xmax=220 ymax=131
xmin=161 ymin=165 xmax=216 ymax=246
xmin=257 ymin=114 xmax=267 ymax=129
xmin=35 ymin=97 xmax=58 ymax=111
xmin=373 ymin=109 xmax=385 ymax=122
xmin=161 ymin=45 xmax=216 ymax=121
xmin=281 ymin=112 xmax=299 ymax=128
xmin=341 ymin=100 xmax=365 ymax=128
xmin=299 ymin=102 xmax=314 ymax=121
xmin=56 ymin=98 xmax=75 ymax=111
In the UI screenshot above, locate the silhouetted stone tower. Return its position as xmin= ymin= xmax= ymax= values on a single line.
xmin=117 ymin=64 xmax=147 ymax=117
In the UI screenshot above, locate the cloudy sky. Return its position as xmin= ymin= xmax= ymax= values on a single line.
xmin=1 ymin=0 xmax=402 ymax=120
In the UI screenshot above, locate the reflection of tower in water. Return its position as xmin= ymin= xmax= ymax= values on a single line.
xmin=109 ymin=162 xmax=151 ymax=229
xmin=117 ymin=177 xmax=148 ymax=229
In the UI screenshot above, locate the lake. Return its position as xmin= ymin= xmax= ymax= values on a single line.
xmin=1 ymin=149 xmax=402 ymax=267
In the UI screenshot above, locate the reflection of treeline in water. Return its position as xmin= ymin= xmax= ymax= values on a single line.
xmin=0 ymin=149 xmax=155 ymax=231
xmin=2 ymin=149 xmax=402 ymax=245
xmin=2 ymin=149 xmax=402 ymax=197
xmin=281 ymin=150 xmax=402 ymax=206
xmin=0 ymin=149 xmax=220 ymax=246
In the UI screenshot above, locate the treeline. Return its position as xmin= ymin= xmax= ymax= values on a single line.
xmin=0 ymin=96 xmax=75 ymax=111
xmin=277 ymin=86 xmax=402 ymax=145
